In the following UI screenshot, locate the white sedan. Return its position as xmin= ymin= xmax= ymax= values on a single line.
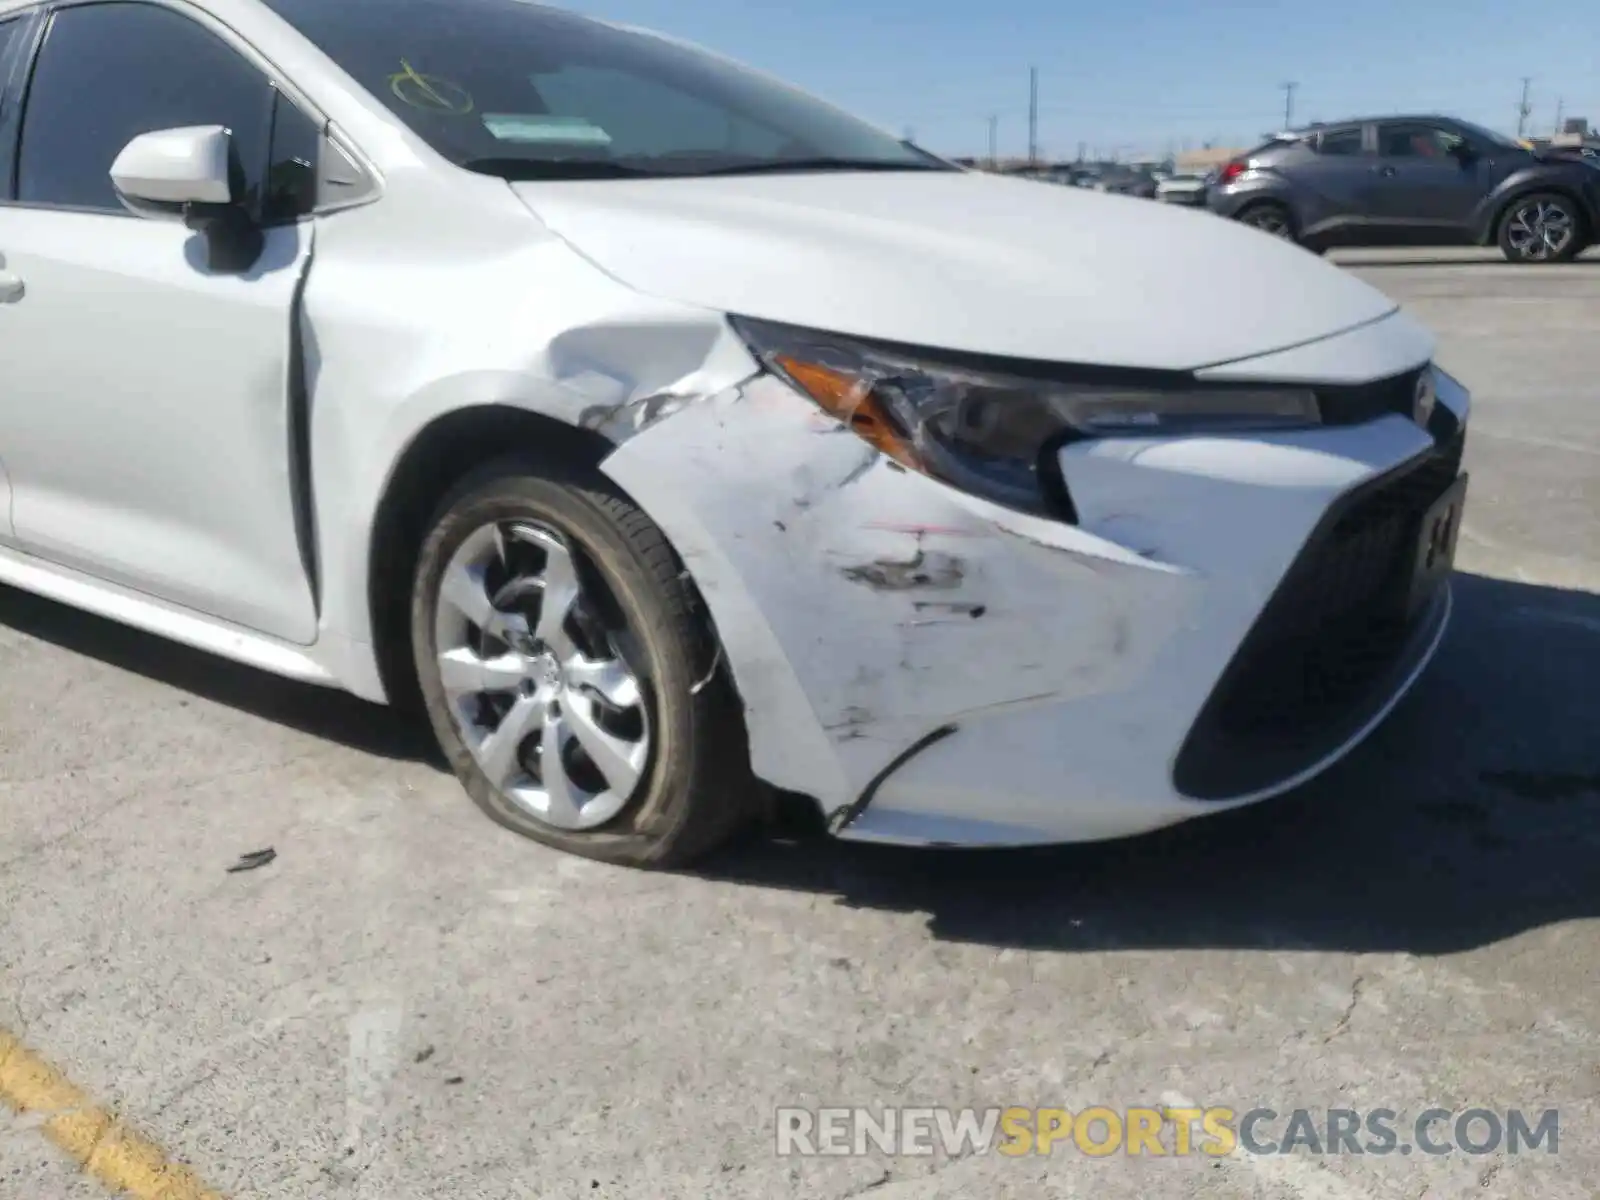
xmin=1156 ymin=171 xmax=1213 ymax=206
xmin=0 ymin=0 xmax=1470 ymax=865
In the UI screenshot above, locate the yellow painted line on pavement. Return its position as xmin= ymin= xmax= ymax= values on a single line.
xmin=0 ymin=1027 xmax=224 ymax=1200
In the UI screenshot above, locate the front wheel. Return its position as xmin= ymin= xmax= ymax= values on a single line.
xmin=410 ymin=457 xmax=755 ymax=867
xmin=1497 ymin=193 xmax=1585 ymax=263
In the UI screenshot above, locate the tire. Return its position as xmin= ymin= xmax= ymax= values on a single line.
xmin=410 ymin=456 xmax=755 ymax=868
xmin=1497 ymin=192 xmax=1586 ymax=263
xmin=1235 ymin=200 xmax=1299 ymax=244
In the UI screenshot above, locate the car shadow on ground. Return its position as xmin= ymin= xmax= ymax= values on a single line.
xmin=2 ymin=571 xmax=1594 ymax=958
xmin=1333 ymin=252 xmax=1600 ymax=268
xmin=702 ymin=570 xmax=1600 ymax=958
xmin=0 ymin=582 xmax=436 ymax=765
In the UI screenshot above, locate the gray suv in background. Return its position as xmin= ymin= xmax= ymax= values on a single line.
xmin=1208 ymin=115 xmax=1600 ymax=262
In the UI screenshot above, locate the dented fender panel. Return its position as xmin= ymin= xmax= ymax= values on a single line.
xmin=301 ymin=184 xmax=762 ymax=696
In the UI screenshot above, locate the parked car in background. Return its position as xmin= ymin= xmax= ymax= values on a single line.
xmin=1039 ymin=165 xmax=1082 ymax=187
xmin=1208 ymin=115 xmax=1600 ymax=262
xmin=1156 ymin=170 xmax=1210 ymax=207
xmin=1523 ymin=136 xmax=1600 ymax=164
xmin=1091 ymin=165 xmax=1159 ymax=199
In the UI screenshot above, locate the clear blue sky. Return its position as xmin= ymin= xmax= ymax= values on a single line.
xmin=562 ymin=0 xmax=1597 ymax=158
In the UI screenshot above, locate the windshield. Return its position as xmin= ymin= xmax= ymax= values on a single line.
xmin=262 ymin=0 xmax=947 ymax=179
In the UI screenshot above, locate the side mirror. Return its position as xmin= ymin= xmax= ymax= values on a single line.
xmin=1447 ymin=139 xmax=1477 ymax=163
xmin=109 ymin=126 xmax=263 ymax=272
xmin=110 ymin=125 xmax=233 ymax=210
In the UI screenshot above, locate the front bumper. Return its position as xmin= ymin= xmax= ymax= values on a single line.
xmin=600 ymin=314 xmax=1469 ymax=847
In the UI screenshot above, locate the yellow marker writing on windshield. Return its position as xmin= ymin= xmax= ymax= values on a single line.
xmin=388 ymin=58 xmax=474 ymax=115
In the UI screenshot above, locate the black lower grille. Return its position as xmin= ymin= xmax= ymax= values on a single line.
xmin=1173 ymin=430 xmax=1465 ymax=800
xmin=1316 ymin=365 xmax=1427 ymax=425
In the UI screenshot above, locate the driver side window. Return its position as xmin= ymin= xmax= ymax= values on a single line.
xmin=1315 ymin=127 xmax=1364 ymax=156
xmin=1376 ymin=123 xmax=1458 ymax=159
xmin=0 ymin=17 xmax=22 ymax=84
xmin=13 ymin=1 xmax=319 ymax=221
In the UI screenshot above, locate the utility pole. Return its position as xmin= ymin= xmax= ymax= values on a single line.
xmin=1028 ymin=66 xmax=1038 ymax=165
xmin=1280 ymin=81 xmax=1298 ymax=129
xmin=1516 ymin=77 xmax=1532 ymax=138
xmin=1553 ymin=96 xmax=1564 ymax=136
xmin=988 ymin=115 xmax=998 ymax=166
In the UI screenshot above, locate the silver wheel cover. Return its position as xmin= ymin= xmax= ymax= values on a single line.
xmin=433 ymin=520 xmax=651 ymax=831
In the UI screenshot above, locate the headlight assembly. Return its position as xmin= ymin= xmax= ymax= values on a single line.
xmin=731 ymin=316 xmax=1321 ymax=515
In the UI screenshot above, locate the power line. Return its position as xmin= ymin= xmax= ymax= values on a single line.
xmin=909 ymin=105 xmax=1278 ymax=124
xmin=902 ymin=89 xmax=1600 ymax=124
xmin=903 ymin=79 xmax=1600 ymax=158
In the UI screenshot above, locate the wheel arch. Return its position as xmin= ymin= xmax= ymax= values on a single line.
xmin=365 ymin=404 xmax=619 ymax=711
xmin=1479 ymin=181 xmax=1591 ymax=246
xmin=1231 ymin=192 xmax=1300 ymax=235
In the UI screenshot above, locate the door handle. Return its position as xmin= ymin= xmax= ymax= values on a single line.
xmin=0 ymin=271 xmax=24 ymax=303
xmin=1371 ymin=165 xmax=1398 ymax=177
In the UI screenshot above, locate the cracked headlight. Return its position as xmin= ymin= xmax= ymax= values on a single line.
xmin=732 ymin=316 xmax=1321 ymax=515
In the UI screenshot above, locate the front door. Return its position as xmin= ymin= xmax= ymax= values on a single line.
xmin=0 ymin=0 xmax=324 ymax=643
xmin=0 ymin=8 xmax=37 ymax=543
xmin=1362 ymin=122 xmax=1487 ymax=242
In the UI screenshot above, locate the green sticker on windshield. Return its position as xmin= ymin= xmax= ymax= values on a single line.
xmin=481 ymin=114 xmax=612 ymax=146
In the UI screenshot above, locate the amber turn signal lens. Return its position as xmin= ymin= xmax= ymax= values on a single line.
xmin=774 ymin=354 xmax=922 ymax=469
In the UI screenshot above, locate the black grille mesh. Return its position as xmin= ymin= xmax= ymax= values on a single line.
xmin=1173 ymin=429 xmax=1465 ymax=799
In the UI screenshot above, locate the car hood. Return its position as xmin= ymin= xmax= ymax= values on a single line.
xmin=511 ymin=170 xmax=1398 ymax=371
xmin=1535 ymin=149 xmax=1600 ymax=168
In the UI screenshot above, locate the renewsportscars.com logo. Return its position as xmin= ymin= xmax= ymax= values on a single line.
xmin=775 ymin=1106 xmax=1561 ymax=1158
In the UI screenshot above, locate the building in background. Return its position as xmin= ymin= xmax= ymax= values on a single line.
xmin=1525 ymin=120 xmax=1597 ymax=155
xmin=1175 ymin=147 xmax=1245 ymax=175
